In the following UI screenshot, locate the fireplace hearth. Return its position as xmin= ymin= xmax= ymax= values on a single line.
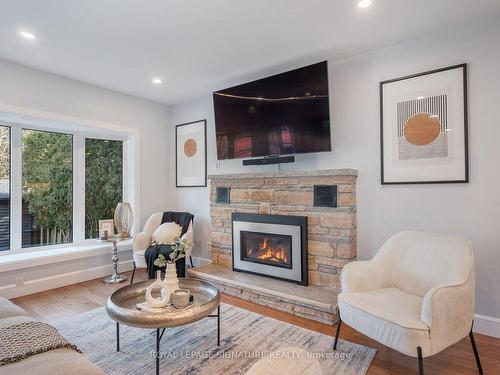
xmin=232 ymin=213 xmax=308 ymax=285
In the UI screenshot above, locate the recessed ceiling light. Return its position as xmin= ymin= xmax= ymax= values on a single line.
xmin=19 ymin=30 xmax=36 ymax=40
xmin=152 ymin=77 xmax=163 ymax=85
xmin=358 ymin=0 xmax=373 ymax=8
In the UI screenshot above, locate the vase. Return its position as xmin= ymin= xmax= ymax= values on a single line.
xmin=161 ymin=262 xmax=179 ymax=300
xmin=146 ymin=271 xmax=170 ymax=308
xmin=114 ymin=202 xmax=134 ymax=238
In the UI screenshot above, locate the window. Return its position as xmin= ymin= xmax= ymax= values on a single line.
xmin=0 ymin=126 xmax=10 ymax=251
xmin=85 ymin=139 xmax=123 ymax=239
xmin=0 ymin=115 xmax=130 ymax=254
xmin=22 ymin=129 xmax=73 ymax=247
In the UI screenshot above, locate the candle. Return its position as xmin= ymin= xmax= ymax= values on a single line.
xmin=173 ymin=289 xmax=190 ymax=308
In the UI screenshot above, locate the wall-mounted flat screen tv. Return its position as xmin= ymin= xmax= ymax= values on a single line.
xmin=213 ymin=61 xmax=331 ymax=160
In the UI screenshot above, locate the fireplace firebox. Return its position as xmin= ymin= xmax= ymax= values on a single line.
xmin=240 ymin=231 xmax=292 ymax=269
xmin=232 ymin=213 xmax=308 ymax=285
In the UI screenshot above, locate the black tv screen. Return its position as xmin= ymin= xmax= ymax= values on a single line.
xmin=213 ymin=61 xmax=331 ymax=160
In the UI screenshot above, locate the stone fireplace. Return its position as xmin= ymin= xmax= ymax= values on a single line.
xmin=232 ymin=212 xmax=308 ymax=285
xmin=208 ymin=169 xmax=357 ymax=288
xmin=189 ymin=168 xmax=357 ymax=324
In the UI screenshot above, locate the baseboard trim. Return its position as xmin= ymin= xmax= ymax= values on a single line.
xmin=1 ymin=260 xmax=134 ymax=299
xmin=474 ymin=313 xmax=500 ymax=338
xmin=191 ymin=256 xmax=212 ymax=267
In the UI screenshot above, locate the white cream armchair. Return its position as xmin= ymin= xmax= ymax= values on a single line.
xmin=334 ymin=231 xmax=483 ymax=375
xmin=131 ymin=212 xmax=194 ymax=283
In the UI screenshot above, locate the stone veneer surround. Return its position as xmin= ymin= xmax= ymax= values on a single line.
xmin=209 ymin=169 xmax=358 ymax=289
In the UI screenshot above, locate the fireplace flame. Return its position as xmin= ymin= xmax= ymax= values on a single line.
xmin=256 ymin=237 xmax=288 ymax=263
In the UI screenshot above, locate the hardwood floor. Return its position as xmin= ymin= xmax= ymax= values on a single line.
xmin=11 ymin=270 xmax=500 ymax=374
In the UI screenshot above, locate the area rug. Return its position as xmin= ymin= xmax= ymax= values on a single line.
xmin=54 ymin=303 xmax=375 ymax=375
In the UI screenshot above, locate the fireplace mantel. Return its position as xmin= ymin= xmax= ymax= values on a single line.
xmin=209 ymin=168 xmax=358 ymax=181
xmin=208 ymin=168 xmax=358 ymax=289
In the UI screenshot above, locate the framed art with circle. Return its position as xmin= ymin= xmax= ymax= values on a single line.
xmin=176 ymin=120 xmax=207 ymax=187
xmin=380 ymin=64 xmax=468 ymax=184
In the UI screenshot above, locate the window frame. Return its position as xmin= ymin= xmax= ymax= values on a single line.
xmin=0 ymin=125 xmax=11 ymax=251
xmin=0 ymin=115 xmax=134 ymax=255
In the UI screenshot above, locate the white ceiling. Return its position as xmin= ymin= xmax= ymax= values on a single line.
xmin=1 ymin=0 xmax=499 ymax=105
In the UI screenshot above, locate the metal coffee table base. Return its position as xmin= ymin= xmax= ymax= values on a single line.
xmin=115 ymin=305 xmax=221 ymax=375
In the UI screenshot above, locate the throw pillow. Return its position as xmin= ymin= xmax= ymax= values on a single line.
xmin=152 ymin=222 xmax=182 ymax=245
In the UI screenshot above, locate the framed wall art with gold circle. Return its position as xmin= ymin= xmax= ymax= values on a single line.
xmin=176 ymin=119 xmax=207 ymax=187
xmin=380 ymin=64 xmax=468 ymax=184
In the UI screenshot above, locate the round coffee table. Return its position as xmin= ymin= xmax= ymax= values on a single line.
xmin=105 ymin=278 xmax=220 ymax=375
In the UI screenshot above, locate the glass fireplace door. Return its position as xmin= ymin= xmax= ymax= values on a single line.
xmin=240 ymin=230 xmax=292 ymax=269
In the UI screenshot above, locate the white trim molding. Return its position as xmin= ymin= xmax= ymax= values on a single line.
xmin=474 ymin=314 xmax=500 ymax=339
xmin=0 ymin=258 xmax=134 ymax=299
xmin=0 ymin=240 xmax=132 ymax=273
xmin=0 ymin=241 xmax=134 ymax=299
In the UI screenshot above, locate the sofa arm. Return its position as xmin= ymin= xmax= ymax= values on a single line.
xmin=133 ymin=232 xmax=151 ymax=252
xmin=340 ymin=261 xmax=387 ymax=293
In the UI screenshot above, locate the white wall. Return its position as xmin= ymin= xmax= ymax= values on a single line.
xmin=0 ymin=58 xmax=172 ymax=225
xmin=170 ymin=19 xmax=500 ymax=323
xmin=0 ymin=58 xmax=172 ymax=297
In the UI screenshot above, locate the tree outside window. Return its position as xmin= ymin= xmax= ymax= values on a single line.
xmin=22 ymin=129 xmax=73 ymax=247
xmin=85 ymin=139 xmax=123 ymax=239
